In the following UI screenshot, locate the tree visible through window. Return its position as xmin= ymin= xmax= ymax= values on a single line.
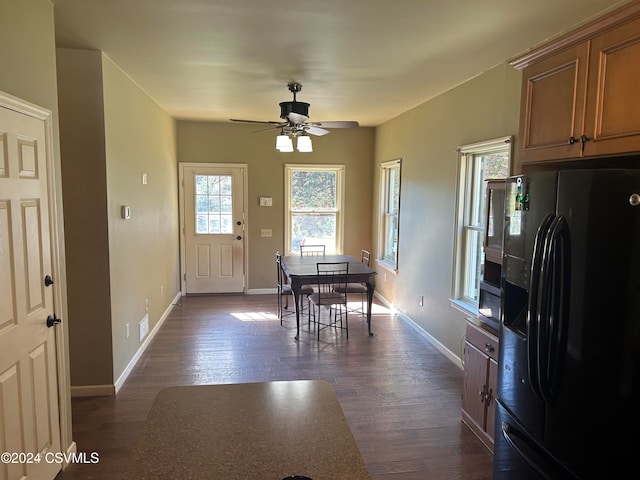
xmin=453 ymin=137 xmax=510 ymax=312
xmin=285 ymin=165 xmax=344 ymax=254
xmin=195 ymin=174 xmax=233 ymax=234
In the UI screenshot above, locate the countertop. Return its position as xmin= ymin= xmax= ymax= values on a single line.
xmin=127 ymin=380 xmax=371 ymax=479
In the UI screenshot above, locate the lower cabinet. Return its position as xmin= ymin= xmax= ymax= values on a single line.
xmin=462 ymin=320 xmax=499 ymax=452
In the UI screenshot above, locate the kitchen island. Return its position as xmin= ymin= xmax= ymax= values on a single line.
xmin=127 ymin=380 xmax=371 ymax=479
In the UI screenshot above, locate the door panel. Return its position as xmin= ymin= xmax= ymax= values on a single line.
xmin=183 ymin=165 xmax=245 ymax=293
xmin=0 ymin=104 xmax=61 ymax=480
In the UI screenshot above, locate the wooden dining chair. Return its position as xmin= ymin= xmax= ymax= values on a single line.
xmin=308 ymin=262 xmax=349 ymax=340
xmin=333 ymin=249 xmax=370 ymax=316
xmin=299 ymin=244 xmax=325 ymax=256
xmin=276 ymin=251 xmax=312 ymax=324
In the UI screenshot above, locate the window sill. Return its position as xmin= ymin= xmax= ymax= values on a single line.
xmin=449 ymin=298 xmax=477 ymax=318
xmin=375 ymin=259 xmax=397 ymax=275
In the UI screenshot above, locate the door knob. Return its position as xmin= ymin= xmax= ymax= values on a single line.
xmin=44 ymin=275 xmax=54 ymax=286
xmin=46 ymin=314 xmax=62 ymax=328
xmin=236 ymin=236 xmax=242 ymax=240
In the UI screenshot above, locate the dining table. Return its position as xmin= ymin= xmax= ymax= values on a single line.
xmin=280 ymin=254 xmax=377 ymax=340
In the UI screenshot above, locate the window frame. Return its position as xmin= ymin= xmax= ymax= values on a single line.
xmin=377 ymin=159 xmax=402 ymax=272
xmin=284 ymin=164 xmax=345 ymax=255
xmin=451 ymin=137 xmax=511 ymax=315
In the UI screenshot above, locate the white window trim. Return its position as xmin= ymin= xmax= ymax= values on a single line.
xmin=284 ymin=164 xmax=345 ymax=255
xmin=450 ymin=136 xmax=511 ymax=315
xmin=377 ymin=158 xmax=401 ymax=272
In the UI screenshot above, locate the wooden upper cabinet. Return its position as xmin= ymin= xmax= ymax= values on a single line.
xmin=518 ymin=43 xmax=588 ymax=163
xmin=584 ymin=16 xmax=640 ymax=157
xmin=512 ymin=1 xmax=640 ymax=167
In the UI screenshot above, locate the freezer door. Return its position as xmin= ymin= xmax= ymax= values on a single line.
xmin=542 ymin=169 xmax=640 ymax=477
xmin=498 ymin=172 xmax=559 ymax=441
xmin=493 ymin=401 xmax=579 ymax=480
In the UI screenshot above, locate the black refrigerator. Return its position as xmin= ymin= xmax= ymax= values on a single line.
xmin=493 ymin=169 xmax=640 ymax=479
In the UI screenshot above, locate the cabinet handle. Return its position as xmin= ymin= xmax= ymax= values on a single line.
xmin=568 ymin=136 xmax=578 ymax=145
xmin=479 ymin=386 xmax=486 ymax=403
xmin=484 ymin=343 xmax=495 ymax=353
xmin=580 ymin=134 xmax=591 ymax=154
xmin=485 ymin=388 xmax=493 ymax=405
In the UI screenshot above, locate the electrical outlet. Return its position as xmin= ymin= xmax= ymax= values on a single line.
xmin=139 ymin=315 xmax=149 ymax=342
xmin=125 ymin=323 xmax=130 ymax=339
xmin=160 ymin=285 xmax=164 ymax=296
xmin=419 ymin=295 xmax=424 ymax=307
xmin=145 ymin=298 xmax=149 ymax=311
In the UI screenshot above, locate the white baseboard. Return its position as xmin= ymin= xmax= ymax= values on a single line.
xmin=374 ymin=292 xmax=463 ymax=370
xmin=247 ymin=288 xmax=277 ymax=295
xmin=114 ymin=291 xmax=182 ymax=393
xmin=70 ymin=384 xmax=115 ymax=397
xmin=70 ymin=292 xmax=182 ymax=397
xmin=60 ymin=440 xmax=78 ymax=470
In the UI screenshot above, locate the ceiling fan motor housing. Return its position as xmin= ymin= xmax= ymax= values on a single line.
xmin=279 ymin=101 xmax=310 ymax=120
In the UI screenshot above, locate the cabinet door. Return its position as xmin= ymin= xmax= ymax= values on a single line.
xmin=462 ymin=341 xmax=488 ymax=431
xmin=484 ymin=180 xmax=505 ymax=265
xmin=485 ymin=357 xmax=499 ymax=450
xmin=584 ymin=16 xmax=640 ymax=157
xmin=518 ymin=43 xmax=589 ymax=164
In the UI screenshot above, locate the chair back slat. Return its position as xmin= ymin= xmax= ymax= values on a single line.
xmin=300 ymin=244 xmax=326 ymax=256
xmin=315 ymin=262 xmax=349 ymax=299
xmin=361 ymin=249 xmax=371 ymax=266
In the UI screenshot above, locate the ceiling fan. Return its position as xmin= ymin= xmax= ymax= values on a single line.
xmin=230 ymin=82 xmax=359 ymax=137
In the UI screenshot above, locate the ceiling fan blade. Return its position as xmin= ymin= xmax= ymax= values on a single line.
xmin=287 ymin=112 xmax=309 ymax=124
xmin=230 ymin=118 xmax=284 ymax=125
xmin=309 ymin=121 xmax=359 ymax=128
xmin=252 ymin=125 xmax=284 ymax=134
xmin=305 ymin=126 xmax=330 ymax=136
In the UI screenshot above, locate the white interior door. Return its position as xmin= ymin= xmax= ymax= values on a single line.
xmin=0 ymin=105 xmax=61 ymax=479
xmin=183 ymin=165 xmax=245 ymax=293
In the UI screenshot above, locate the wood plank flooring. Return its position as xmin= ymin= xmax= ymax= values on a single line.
xmin=55 ymin=294 xmax=493 ymax=480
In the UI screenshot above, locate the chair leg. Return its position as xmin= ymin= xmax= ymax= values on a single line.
xmin=345 ymin=306 xmax=349 ymax=339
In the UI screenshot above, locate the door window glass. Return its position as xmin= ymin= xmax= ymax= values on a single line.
xmin=195 ymin=174 xmax=233 ymax=234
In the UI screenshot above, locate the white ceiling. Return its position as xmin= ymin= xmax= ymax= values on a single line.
xmin=51 ymin=0 xmax=629 ymax=127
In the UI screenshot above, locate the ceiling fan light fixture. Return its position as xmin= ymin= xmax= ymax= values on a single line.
xmin=276 ymin=134 xmax=292 ymax=150
xmin=277 ymin=135 xmax=294 ymax=152
xmin=297 ymin=135 xmax=313 ymax=152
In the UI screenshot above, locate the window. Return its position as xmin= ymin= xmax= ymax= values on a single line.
xmin=453 ymin=137 xmax=510 ymax=312
xmin=285 ymin=164 xmax=344 ymax=254
xmin=378 ymin=159 xmax=401 ymax=270
xmin=195 ymin=174 xmax=233 ymax=234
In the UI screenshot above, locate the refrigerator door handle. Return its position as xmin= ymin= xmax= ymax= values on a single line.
xmin=538 ymin=214 xmax=571 ymax=403
xmin=527 ymin=213 xmax=555 ymax=400
xmin=500 ymin=419 xmax=580 ymax=480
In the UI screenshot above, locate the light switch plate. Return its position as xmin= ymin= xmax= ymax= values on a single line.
xmin=260 ymin=228 xmax=272 ymax=237
xmin=259 ymin=196 xmax=272 ymax=207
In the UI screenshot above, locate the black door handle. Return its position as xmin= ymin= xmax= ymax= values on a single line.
xmin=236 ymin=236 xmax=242 ymax=240
xmin=47 ymin=314 xmax=62 ymax=328
xmin=44 ymin=275 xmax=54 ymax=286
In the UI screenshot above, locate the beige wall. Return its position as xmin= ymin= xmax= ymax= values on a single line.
xmin=177 ymin=121 xmax=375 ymax=290
xmin=372 ymin=62 xmax=522 ymax=361
xmin=56 ymin=49 xmax=180 ymax=387
xmin=56 ymin=48 xmax=113 ymax=387
xmin=0 ymin=0 xmax=74 ymax=457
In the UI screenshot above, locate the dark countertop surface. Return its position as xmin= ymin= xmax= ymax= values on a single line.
xmin=128 ymin=380 xmax=372 ymax=479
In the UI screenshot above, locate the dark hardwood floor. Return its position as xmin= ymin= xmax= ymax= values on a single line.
xmin=55 ymin=294 xmax=493 ymax=479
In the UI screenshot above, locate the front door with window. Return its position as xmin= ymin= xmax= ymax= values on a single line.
xmin=182 ymin=165 xmax=245 ymax=293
